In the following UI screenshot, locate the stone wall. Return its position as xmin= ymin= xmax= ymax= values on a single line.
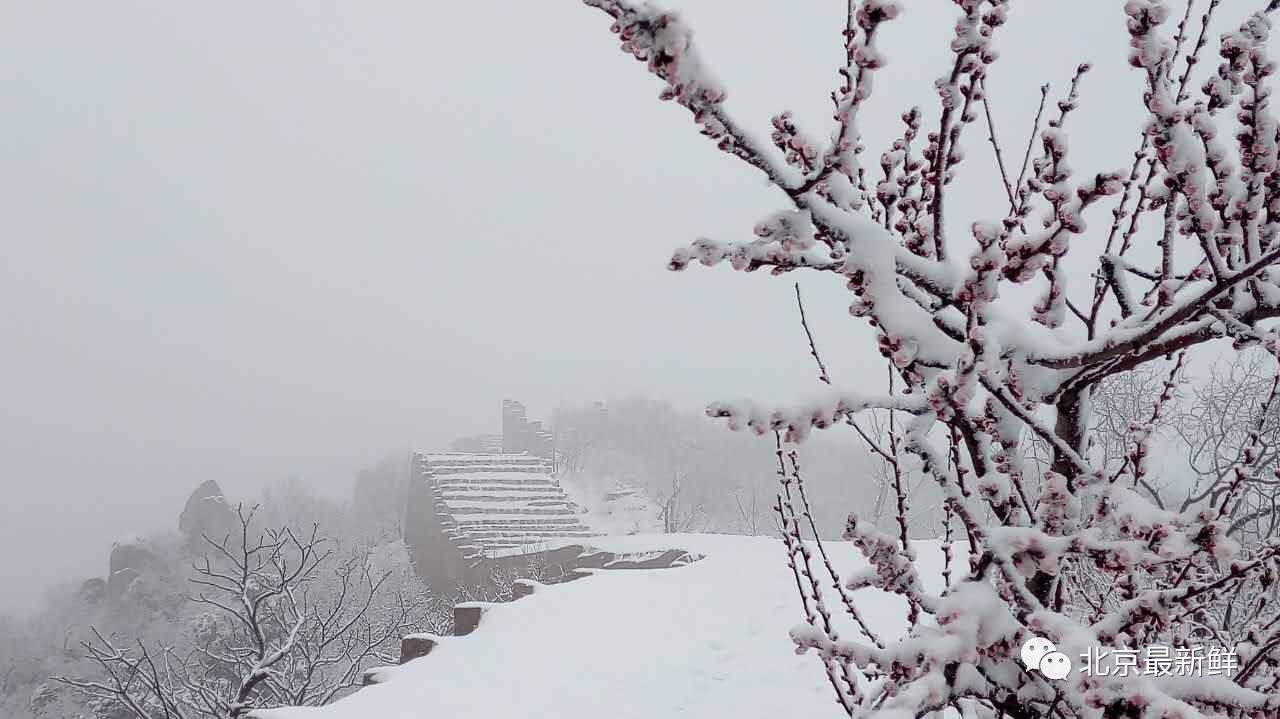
xmin=405 ymin=400 xmax=570 ymax=591
xmin=401 ymin=454 xmax=476 ymax=591
xmin=401 ymin=451 xmax=595 ymax=591
xmin=500 ymin=400 xmax=554 ymax=457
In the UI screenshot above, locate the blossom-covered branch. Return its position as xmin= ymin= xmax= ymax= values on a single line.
xmin=578 ymin=0 xmax=1280 ymax=716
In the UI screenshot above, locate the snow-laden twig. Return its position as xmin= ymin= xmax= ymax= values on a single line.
xmin=577 ymin=0 xmax=1280 ymax=714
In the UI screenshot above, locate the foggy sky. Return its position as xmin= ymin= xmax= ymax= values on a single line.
xmin=0 ymin=1 xmax=1235 ymax=611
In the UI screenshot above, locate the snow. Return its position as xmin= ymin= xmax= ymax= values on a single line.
xmin=447 ymin=512 xmax=583 ymax=523
xmin=252 ymin=534 xmax=958 ymax=719
xmin=557 ymin=478 xmax=664 ymax=535
xmin=436 ymin=473 xmax=557 ymax=484
xmin=443 ymin=490 xmax=561 ymax=500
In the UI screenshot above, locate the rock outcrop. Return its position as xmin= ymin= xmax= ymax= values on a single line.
xmin=72 ymin=482 xmax=237 ymax=602
xmin=107 ymin=536 xmax=155 ymax=596
xmin=178 ymin=479 xmax=237 ymax=546
xmin=76 ymin=577 xmax=107 ymax=604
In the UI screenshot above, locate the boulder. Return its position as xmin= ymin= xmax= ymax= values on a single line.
xmin=76 ymin=577 xmax=107 ymax=604
xmin=107 ymin=566 xmax=142 ymax=596
xmin=107 ymin=536 xmax=154 ymax=596
xmin=179 ymin=480 xmax=237 ymax=545
xmin=109 ymin=537 xmax=154 ymax=574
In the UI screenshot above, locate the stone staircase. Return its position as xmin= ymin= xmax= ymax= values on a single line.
xmin=421 ymin=452 xmax=595 ymax=560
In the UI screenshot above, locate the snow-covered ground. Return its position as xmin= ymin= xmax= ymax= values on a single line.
xmin=559 ymin=476 xmax=665 ymax=535
xmin=255 ymin=533 xmax=958 ymax=719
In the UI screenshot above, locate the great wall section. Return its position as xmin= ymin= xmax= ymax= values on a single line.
xmin=387 ymin=400 xmax=698 ymax=680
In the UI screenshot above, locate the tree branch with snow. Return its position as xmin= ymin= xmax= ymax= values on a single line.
xmin=577 ymin=0 xmax=1280 ymax=716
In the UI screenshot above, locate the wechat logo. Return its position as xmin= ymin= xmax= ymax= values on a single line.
xmin=1021 ymin=636 xmax=1072 ymax=680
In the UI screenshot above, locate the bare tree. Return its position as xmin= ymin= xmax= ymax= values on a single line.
xmin=56 ymin=506 xmax=438 ymax=718
xmin=575 ymin=0 xmax=1280 ymax=716
xmin=732 ymin=477 xmax=767 ymax=535
xmin=656 ymin=471 xmax=710 ymax=533
xmin=1176 ymin=351 xmax=1280 ymax=543
xmin=1090 ymin=363 xmax=1176 ymax=472
xmin=1093 ymin=351 xmax=1280 ymax=544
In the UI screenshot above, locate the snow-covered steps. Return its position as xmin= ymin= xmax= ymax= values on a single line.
xmin=418 ymin=452 xmax=596 ymax=559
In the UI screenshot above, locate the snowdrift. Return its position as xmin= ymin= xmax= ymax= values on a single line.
xmin=255 ymin=533 xmax=956 ymax=719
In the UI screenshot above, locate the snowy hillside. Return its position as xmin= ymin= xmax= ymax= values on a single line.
xmin=255 ymin=534 xmax=958 ymax=719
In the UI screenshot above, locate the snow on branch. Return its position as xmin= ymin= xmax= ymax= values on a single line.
xmin=577 ymin=0 xmax=1280 ymax=715
xmin=708 ymin=390 xmax=925 ymax=443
